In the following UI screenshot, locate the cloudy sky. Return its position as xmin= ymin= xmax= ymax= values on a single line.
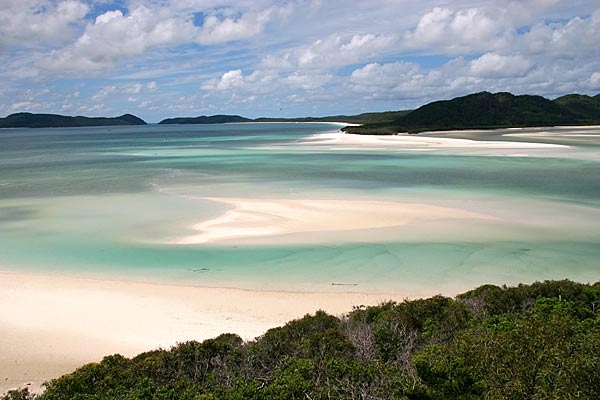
xmin=1 ymin=0 xmax=599 ymax=122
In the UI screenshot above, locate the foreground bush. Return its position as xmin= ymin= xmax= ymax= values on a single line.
xmin=5 ymin=280 xmax=599 ymax=400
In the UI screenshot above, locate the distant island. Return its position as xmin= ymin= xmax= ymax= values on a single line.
xmin=342 ymin=91 xmax=600 ymax=134
xmin=3 ymin=91 xmax=599 ymax=132
xmin=159 ymin=114 xmax=253 ymax=124
xmin=0 ymin=113 xmax=146 ymax=128
xmin=157 ymin=111 xmax=411 ymax=126
xmin=159 ymin=91 xmax=600 ymax=134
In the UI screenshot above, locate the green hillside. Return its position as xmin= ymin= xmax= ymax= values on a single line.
xmin=7 ymin=279 xmax=599 ymax=400
xmin=0 ymin=113 xmax=146 ymax=128
xmin=4 ymin=91 xmax=598 ymax=131
xmin=552 ymin=93 xmax=600 ymax=121
xmin=343 ymin=91 xmax=600 ymax=134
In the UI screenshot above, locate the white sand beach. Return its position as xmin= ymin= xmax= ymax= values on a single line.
xmin=302 ymin=130 xmax=569 ymax=149
xmin=176 ymin=197 xmax=493 ymax=244
xmin=2 ymin=125 xmax=598 ymax=395
xmin=0 ymin=272 xmax=407 ymax=394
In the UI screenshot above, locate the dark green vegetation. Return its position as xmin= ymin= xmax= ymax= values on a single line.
xmin=343 ymin=91 xmax=600 ymax=134
xmin=159 ymin=115 xmax=253 ymax=124
xmin=253 ymin=110 xmax=412 ymax=125
xmin=155 ymin=91 xmax=600 ymax=133
xmin=0 ymin=113 xmax=146 ymax=128
xmin=158 ymin=111 xmax=411 ymax=125
xmin=5 ymin=280 xmax=599 ymax=400
xmin=6 ymin=91 xmax=598 ymax=131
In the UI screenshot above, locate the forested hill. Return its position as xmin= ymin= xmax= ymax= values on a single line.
xmin=0 ymin=113 xmax=147 ymax=128
xmin=159 ymin=115 xmax=252 ymax=124
xmin=6 ymin=279 xmax=599 ymax=400
xmin=343 ymin=91 xmax=600 ymax=134
xmin=4 ymin=91 xmax=599 ymax=131
xmin=253 ymin=110 xmax=412 ymax=124
xmin=157 ymin=111 xmax=411 ymax=125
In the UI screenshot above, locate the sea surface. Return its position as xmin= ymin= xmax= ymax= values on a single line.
xmin=1 ymin=123 xmax=599 ymax=295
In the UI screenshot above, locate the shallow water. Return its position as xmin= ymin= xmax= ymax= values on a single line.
xmin=1 ymin=123 xmax=599 ymax=295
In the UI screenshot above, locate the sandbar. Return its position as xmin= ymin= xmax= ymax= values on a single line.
xmin=301 ymin=130 xmax=569 ymax=149
xmin=0 ymin=272 xmax=407 ymax=394
xmin=176 ymin=197 xmax=493 ymax=244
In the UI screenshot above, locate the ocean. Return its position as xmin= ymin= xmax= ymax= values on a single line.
xmin=1 ymin=123 xmax=599 ymax=295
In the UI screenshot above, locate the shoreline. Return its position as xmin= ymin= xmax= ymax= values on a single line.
xmin=323 ymin=125 xmax=600 ymax=154
xmin=307 ymin=130 xmax=570 ymax=149
xmin=0 ymin=271 xmax=410 ymax=394
xmin=289 ymin=127 xmax=600 ymax=160
xmin=2 ymin=123 xmax=599 ymax=395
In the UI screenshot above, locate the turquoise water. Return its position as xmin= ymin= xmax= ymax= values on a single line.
xmin=1 ymin=123 xmax=599 ymax=295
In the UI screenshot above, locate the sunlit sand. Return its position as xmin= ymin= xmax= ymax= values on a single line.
xmin=2 ymin=124 xmax=599 ymax=394
xmin=0 ymin=272 xmax=407 ymax=393
xmin=176 ymin=197 xmax=494 ymax=244
xmin=301 ymin=130 xmax=569 ymax=149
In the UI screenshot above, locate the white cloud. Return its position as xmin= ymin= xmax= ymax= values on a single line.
xmin=6 ymin=101 xmax=45 ymax=114
xmin=261 ymin=53 xmax=294 ymax=70
xmin=350 ymin=62 xmax=422 ymax=90
xmin=92 ymin=85 xmax=118 ymax=101
xmin=138 ymin=100 xmax=154 ymax=109
xmin=215 ymin=69 xmax=245 ymax=90
xmin=0 ymin=0 xmax=89 ymax=48
xmin=283 ymin=73 xmax=332 ymax=90
xmin=196 ymin=8 xmax=275 ymax=44
xmin=511 ymin=60 xmax=600 ymax=95
xmin=345 ymin=60 xmax=448 ymax=101
xmin=203 ymin=69 xmax=280 ymax=93
xmin=83 ymin=103 xmax=109 ymax=114
xmin=470 ymin=53 xmax=535 ymax=78
xmin=91 ymin=81 xmax=158 ymax=102
xmin=95 ymin=9 xmax=123 ymax=25
xmin=590 ymin=72 xmax=600 ymax=89
xmin=123 ymin=81 xmax=159 ymax=94
xmin=46 ymin=5 xmax=197 ymax=70
xmin=37 ymin=3 xmax=293 ymax=72
xmin=262 ymin=33 xmax=397 ymax=72
xmin=346 ymin=51 xmax=600 ymax=106
xmin=341 ymin=34 xmax=387 ymax=52
xmin=518 ymin=10 xmax=600 ymax=58
xmin=405 ymin=6 xmax=511 ymax=55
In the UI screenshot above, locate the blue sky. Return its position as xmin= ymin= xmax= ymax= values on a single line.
xmin=1 ymin=0 xmax=599 ymax=122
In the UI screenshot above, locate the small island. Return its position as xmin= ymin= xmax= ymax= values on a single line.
xmin=156 ymin=91 xmax=600 ymax=135
xmin=342 ymin=91 xmax=600 ymax=134
xmin=4 ymin=91 xmax=598 ymax=133
xmin=0 ymin=113 xmax=147 ymax=128
xmin=159 ymin=115 xmax=253 ymax=124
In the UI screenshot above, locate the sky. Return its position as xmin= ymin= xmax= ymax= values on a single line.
xmin=1 ymin=0 xmax=599 ymax=122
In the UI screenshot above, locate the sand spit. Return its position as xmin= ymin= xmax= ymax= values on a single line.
xmin=303 ymin=130 xmax=569 ymax=148
xmin=176 ymin=197 xmax=493 ymax=244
